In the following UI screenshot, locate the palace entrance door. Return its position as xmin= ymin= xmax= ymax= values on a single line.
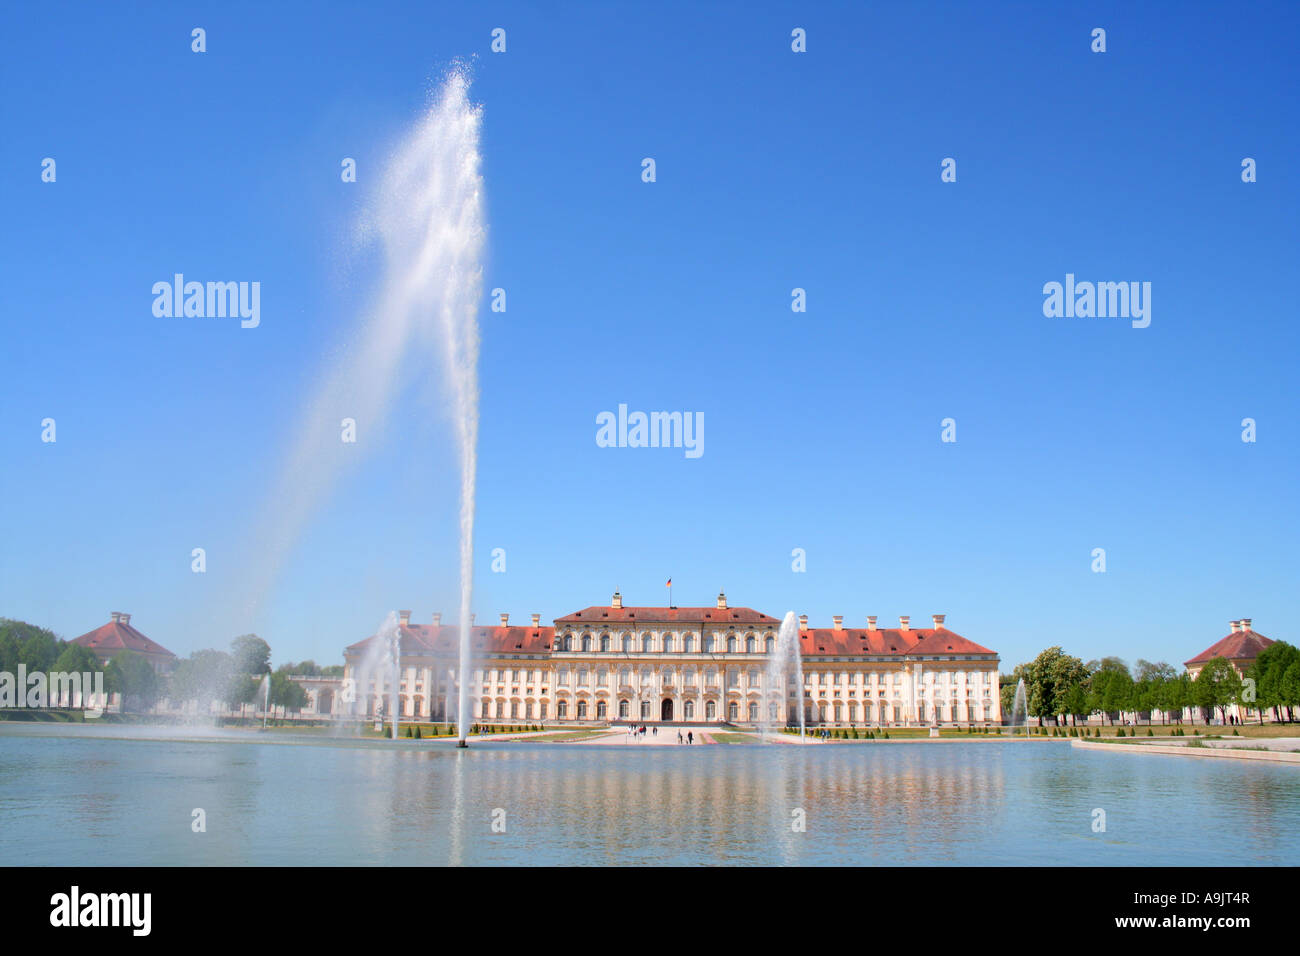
xmin=661 ymin=698 xmax=673 ymax=721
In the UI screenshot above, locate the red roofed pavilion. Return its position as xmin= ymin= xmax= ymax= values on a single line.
xmin=71 ymin=612 xmax=177 ymax=674
xmin=1184 ymin=619 xmax=1275 ymax=678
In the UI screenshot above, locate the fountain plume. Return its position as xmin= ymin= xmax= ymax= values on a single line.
xmin=234 ymin=66 xmax=485 ymax=742
xmin=763 ymin=612 xmax=805 ymax=741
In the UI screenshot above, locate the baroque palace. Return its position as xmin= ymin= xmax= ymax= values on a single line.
xmin=343 ymin=592 xmax=1002 ymax=727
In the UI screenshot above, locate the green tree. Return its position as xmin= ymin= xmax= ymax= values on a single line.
xmin=0 ymin=631 xmax=21 ymax=673
xmin=270 ymin=671 xmax=309 ymax=716
xmin=1280 ymin=662 xmax=1300 ymax=721
xmin=226 ymin=673 xmax=262 ymax=718
xmin=1165 ymin=673 xmax=1191 ymax=724
xmin=1193 ymin=657 xmax=1242 ymax=725
xmin=48 ymin=643 xmax=102 ymax=708
xmin=106 ymin=651 xmax=159 ymax=713
xmin=168 ymin=649 xmax=234 ymax=713
xmin=1084 ymin=658 xmax=1134 ymax=725
xmin=1021 ymin=647 xmax=1088 ymax=723
xmin=230 ymin=634 xmax=271 ymax=676
xmin=19 ymin=630 xmax=60 ymax=672
xmin=1245 ymin=642 xmax=1299 ymax=724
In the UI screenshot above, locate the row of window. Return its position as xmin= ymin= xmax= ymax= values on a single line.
xmin=557 ymin=633 xmax=773 ymax=654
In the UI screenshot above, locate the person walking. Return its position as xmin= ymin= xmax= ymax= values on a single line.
xmin=687 ymin=730 xmax=693 ymax=745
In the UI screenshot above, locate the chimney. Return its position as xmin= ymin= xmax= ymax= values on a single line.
xmin=119 ymin=613 xmax=131 ymax=626
xmin=867 ymin=616 xmax=877 ymax=631
xmin=1229 ymin=620 xmax=1240 ymax=633
xmin=432 ymin=613 xmax=441 ymax=626
xmin=1240 ymin=618 xmax=1252 ymax=632
xmin=798 ymin=614 xmax=808 ymax=629
xmin=110 ymin=612 xmax=121 ymax=624
xmin=932 ymin=614 xmax=945 ymax=629
xmin=399 ymin=610 xmax=411 ymax=627
xmin=832 ymin=615 xmax=843 ymax=630
xmin=899 ymin=615 xmax=910 ymax=631
xmin=531 ymin=613 xmax=540 ymax=628
xmin=717 ymin=591 xmax=728 ymax=610
xmin=611 ymin=590 xmax=623 ymax=609
xmin=500 ymin=613 xmax=509 ymax=626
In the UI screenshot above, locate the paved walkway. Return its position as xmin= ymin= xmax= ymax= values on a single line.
xmin=578 ymin=728 xmax=719 ymax=745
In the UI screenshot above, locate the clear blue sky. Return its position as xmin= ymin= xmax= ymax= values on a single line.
xmin=2 ymin=1 xmax=1296 ymax=672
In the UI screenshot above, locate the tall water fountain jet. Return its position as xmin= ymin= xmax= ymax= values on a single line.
xmin=1009 ymin=677 xmax=1028 ymax=737
xmin=260 ymin=674 xmax=271 ymax=729
xmin=235 ymin=67 xmax=486 ymax=745
xmin=378 ymin=69 xmax=486 ymax=747
xmin=357 ymin=611 xmax=402 ymax=738
xmin=763 ymin=612 xmax=805 ymax=741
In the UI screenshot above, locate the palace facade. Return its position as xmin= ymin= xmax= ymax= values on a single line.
xmin=342 ymin=592 xmax=1002 ymax=727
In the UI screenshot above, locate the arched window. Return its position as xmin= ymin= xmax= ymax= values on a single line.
xmin=641 ymin=700 xmax=651 ymax=719
xmin=600 ymin=634 xmax=610 ymax=652
xmin=746 ymin=635 xmax=756 ymax=653
xmin=563 ymin=634 xmax=573 ymax=651
xmin=683 ymin=633 xmax=694 ymax=653
xmin=581 ymin=634 xmax=592 ymax=652
xmin=619 ymin=700 xmax=629 ymax=718
xmin=577 ymin=701 xmax=588 ymax=719
xmin=596 ymin=700 xmax=607 ymax=719
xmin=728 ymin=701 xmax=739 ymax=721
xmin=704 ymin=633 xmax=715 ymax=653
xmin=727 ymin=635 xmax=737 ymax=653
xmin=748 ymin=702 xmax=758 ymax=721
xmin=706 ymin=700 xmax=716 ymax=721
xmin=765 ymin=636 xmax=775 ymax=654
xmin=663 ymin=632 xmax=675 ymax=652
xmin=623 ymin=633 xmax=633 ymax=652
xmin=557 ymin=700 xmax=568 ymax=719
xmin=684 ymin=700 xmax=695 ymax=719
xmin=642 ymin=633 xmax=653 ymax=653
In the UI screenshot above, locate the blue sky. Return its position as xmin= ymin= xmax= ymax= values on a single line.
xmin=2 ymin=1 xmax=1297 ymax=671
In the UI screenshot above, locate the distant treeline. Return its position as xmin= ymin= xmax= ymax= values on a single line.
xmin=0 ymin=618 xmax=341 ymax=714
xmin=1000 ymin=645 xmax=1300 ymax=725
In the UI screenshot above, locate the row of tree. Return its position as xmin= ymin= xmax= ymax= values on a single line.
xmin=1001 ymin=643 xmax=1300 ymax=725
xmin=0 ymin=619 xmax=341 ymax=715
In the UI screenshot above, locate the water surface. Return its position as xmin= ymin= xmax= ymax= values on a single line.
xmin=1 ymin=725 xmax=1295 ymax=865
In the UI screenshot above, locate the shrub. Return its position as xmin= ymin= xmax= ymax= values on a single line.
xmin=1146 ymin=728 xmax=1153 ymax=736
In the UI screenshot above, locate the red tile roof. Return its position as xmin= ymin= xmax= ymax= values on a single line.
xmin=554 ymin=606 xmax=780 ymax=626
xmin=800 ymin=626 xmax=994 ymax=657
xmin=71 ymin=617 xmax=176 ymax=660
xmin=346 ymin=624 xmax=556 ymax=658
xmin=1185 ymin=628 xmax=1275 ymax=667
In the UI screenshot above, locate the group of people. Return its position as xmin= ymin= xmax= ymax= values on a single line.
xmin=623 ymin=724 xmax=695 ymax=744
